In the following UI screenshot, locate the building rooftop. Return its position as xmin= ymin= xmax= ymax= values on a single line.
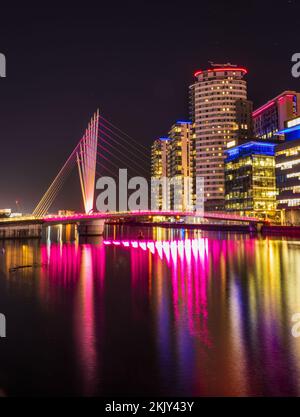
xmin=253 ymin=91 xmax=299 ymax=117
xmin=194 ymin=66 xmax=247 ymax=78
xmin=175 ymin=120 xmax=192 ymax=125
xmin=225 ymin=141 xmax=276 ymax=162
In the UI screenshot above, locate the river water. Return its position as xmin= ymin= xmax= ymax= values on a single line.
xmin=0 ymin=225 xmax=300 ymax=397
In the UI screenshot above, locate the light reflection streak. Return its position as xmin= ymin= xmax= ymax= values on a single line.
xmin=2 ymin=231 xmax=300 ymax=396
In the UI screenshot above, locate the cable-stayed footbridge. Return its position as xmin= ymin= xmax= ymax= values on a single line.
xmin=0 ymin=110 xmax=265 ymax=237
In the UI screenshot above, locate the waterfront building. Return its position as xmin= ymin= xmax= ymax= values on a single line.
xmin=151 ymin=137 xmax=170 ymax=210
xmin=151 ymin=122 xmax=196 ymax=212
xmin=234 ymin=98 xmax=254 ymax=143
xmin=275 ymin=116 xmax=300 ymax=224
xmin=225 ymin=141 xmax=277 ymax=218
xmin=189 ymin=63 xmax=248 ymax=211
xmin=0 ymin=209 xmax=11 ymax=218
xmin=253 ymin=91 xmax=300 ymax=141
xmin=168 ymin=121 xmax=195 ymax=211
xmin=58 ymin=210 xmax=75 ymax=216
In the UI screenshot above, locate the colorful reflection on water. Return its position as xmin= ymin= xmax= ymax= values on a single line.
xmin=1 ymin=226 xmax=300 ymax=396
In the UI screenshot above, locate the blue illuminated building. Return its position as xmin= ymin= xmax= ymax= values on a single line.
xmin=225 ymin=141 xmax=276 ymax=162
xmin=225 ymin=141 xmax=277 ymax=217
xmin=276 ymin=117 xmax=300 ymax=216
xmin=176 ymin=120 xmax=192 ymax=125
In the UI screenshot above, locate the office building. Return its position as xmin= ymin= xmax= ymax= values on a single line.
xmin=189 ymin=63 xmax=248 ymax=210
xmin=225 ymin=141 xmax=277 ymax=218
xmin=253 ymin=91 xmax=300 ymax=141
xmin=276 ymin=116 xmax=300 ymax=224
xmin=234 ymin=98 xmax=254 ymax=143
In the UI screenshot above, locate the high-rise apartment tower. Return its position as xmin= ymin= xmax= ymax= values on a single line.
xmin=189 ymin=63 xmax=248 ymax=210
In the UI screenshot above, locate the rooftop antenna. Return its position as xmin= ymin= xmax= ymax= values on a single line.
xmin=209 ymin=61 xmax=237 ymax=68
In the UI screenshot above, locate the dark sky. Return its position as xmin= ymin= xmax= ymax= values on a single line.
xmin=0 ymin=0 xmax=299 ymax=212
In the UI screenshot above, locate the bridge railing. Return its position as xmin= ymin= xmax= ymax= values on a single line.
xmin=0 ymin=215 xmax=38 ymax=224
xmin=0 ymin=210 xmax=266 ymax=225
xmin=42 ymin=210 xmax=265 ymax=224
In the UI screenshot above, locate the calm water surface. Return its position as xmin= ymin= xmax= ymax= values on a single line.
xmin=0 ymin=225 xmax=300 ymax=396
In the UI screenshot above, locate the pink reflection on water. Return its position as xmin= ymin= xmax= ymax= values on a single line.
xmin=103 ymin=237 xmax=211 ymax=267
xmin=41 ymin=243 xmax=81 ymax=286
xmin=155 ymin=241 xmax=163 ymax=260
xmin=76 ymin=245 xmax=97 ymax=395
xmin=36 ymin=233 xmax=300 ymax=396
xmin=41 ymin=242 xmax=106 ymax=396
xmin=147 ymin=242 xmax=155 ymax=254
xmin=170 ymin=241 xmax=177 ymax=266
xmin=163 ymin=241 xmax=170 ymax=263
xmin=139 ymin=242 xmax=147 ymax=251
xmin=104 ymin=237 xmax=213 ymax=351
xmin=42 ymin=236 xmax=258 ymax=396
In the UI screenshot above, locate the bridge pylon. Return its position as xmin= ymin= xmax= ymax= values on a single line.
xmin=32 ymin=110 xmax=99 ymax=218
xmin=76 ymin=110 xmax=99 ymax=214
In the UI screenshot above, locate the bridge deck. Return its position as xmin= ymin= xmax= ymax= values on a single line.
xmin=0 ymin=211 xmax=264 ymax=226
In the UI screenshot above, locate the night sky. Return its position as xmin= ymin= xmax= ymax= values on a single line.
xmin=0 ymin=0 xmax=299 ymax=212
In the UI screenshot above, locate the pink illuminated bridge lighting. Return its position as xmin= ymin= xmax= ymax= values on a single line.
xmin=103 ymin=238 xmax=209 ymax=261
xmin=42 ymin=211 xmax=261 ymax=224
